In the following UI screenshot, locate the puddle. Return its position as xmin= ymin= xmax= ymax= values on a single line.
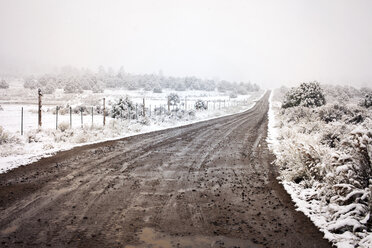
xmin=1 ymin=224 xmax=18 ymax=235
xmin=125 ymin=227 xmax=258 ymax=248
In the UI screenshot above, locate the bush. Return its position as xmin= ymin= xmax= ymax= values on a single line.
xmin=318 ymin=103 xmax=366 ymax=124
xmin=195 ymin=99 xmax=207 ymax=110
xmin=229 ymin=92 xmax=238 ymax=98
xmin=153 ymin=86 xmax=162 ymax=93
xmin=64 ymin=81 xmax=83 ymax=93
xmin=111 ymin=97 xmax=135 ymax=119
xmin=360 ymin=93 xmax=372 ymax=108
xmin=58 ymin=122 xmax=69 ymax=132
xmin=282 ymin=81 xmax=326 ymax=108
xmin=154 ymin=106 xmax=167 ymax=115
xmin=168 ymin=93 xmax=180 ymax=106
xmin=0 ymin=126 xmax=10 ymax=144
xmin=0 ymin=79 xmax=9 ymax=89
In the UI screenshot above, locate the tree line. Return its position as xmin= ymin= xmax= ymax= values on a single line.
xmin=19 ymin=66 xmax=260 ymax=95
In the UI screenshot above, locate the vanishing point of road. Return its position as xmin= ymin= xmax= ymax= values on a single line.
xmin=0 ymin=92 xmax=332 ymax=248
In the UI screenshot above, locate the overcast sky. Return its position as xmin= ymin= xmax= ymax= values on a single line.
xmin=0 ymin=0 xmax=371 ymax=87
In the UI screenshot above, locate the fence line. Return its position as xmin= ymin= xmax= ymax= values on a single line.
xmin=14 ymin=97 xmax=248 ymax=135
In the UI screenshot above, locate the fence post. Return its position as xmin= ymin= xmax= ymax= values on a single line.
xmin=103 ymin=98 xmax=106 ymax=126
xmin=167 ymin=98 xmax=170 ymax=112
xmin=91 ymin=107 xmax=93 ymax=127
xmin=135 ymin=104 xmax=138 ymax=119
xmin=128 ymin=107 xmax=130 ymax=120
xmin=21 ymin=107 xmax=23 ymax=135
xmin=149 ymin=105 xmax=151 ymax=117
xmin=56 ymin=106 xmax=58 ymax=130
xmin=224 ymin=100 xmax=225 ymax=108
xmin=69 ymin=107 xmax=72 ymax=128
xmin=38 ymin=89 xmax=42 ymax=127
xmin=143 ymin=98 xmax=146 ymax=117
xmin=185 ymin=97 xmax=187 ymax=110
xmin=81 ymin=108 xmax=83 ymax=128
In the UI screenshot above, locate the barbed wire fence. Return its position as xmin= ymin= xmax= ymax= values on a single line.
xmin=12 ymin=90 xmax=250 ymax=135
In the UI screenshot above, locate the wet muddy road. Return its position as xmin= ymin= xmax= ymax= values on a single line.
xmin=0 ymin=92 xmax=331 ymax=248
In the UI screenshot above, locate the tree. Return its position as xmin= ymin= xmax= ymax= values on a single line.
xmin=63 ymin=79 xmax=83 ymax=93
xmin=117 ymin=66 xmax=125 ymax=78
xmin=23 ymin=77 xmax=39 ymax=89
xmin=282 ymin=81 xmax=326 ymax=108
xmin=0 ymin=79 xmax=9 ymax=89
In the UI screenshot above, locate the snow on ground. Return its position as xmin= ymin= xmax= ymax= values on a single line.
xmin=0 ymin=89 xmax=265 ymax=174
xmin=267 ymin=89 xmax=372 ymax=248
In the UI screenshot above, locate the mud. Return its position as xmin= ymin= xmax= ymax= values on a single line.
xmin=0 ymin=92 xmax=332 ymax=247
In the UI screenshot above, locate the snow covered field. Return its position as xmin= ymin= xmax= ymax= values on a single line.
xmin=268 ymin=87 xmax=372 ymax=248
xmin=0 ymin=88 xmax=264 ymax=174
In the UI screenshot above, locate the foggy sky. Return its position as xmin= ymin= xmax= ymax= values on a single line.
xmin=0 ymin=0 xmax=371 ymax=88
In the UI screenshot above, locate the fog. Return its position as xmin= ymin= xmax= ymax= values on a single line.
xmin=0 ymin=0 xmax=371 ymax=88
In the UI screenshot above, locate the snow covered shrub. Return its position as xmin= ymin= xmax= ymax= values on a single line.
xmin=360 ymin=93 xmax=372 ymax=108
xmin=318 ymin=103 xmax=367 ymax=124
xmin=271 ymin=85 xmax=372 ymax=246
xmin=26 ymin=130 xmax=42 ymax=143
xmin=195 ymin=99 xmax=207 ymax=110
xmin=188 ymin=110 xmax=196 ymax=117
xmin=152 ymin=86 xmax=162 ymax=93
xmin=154 ymin=106 xmax=167 ymax=115
xmin=53 ymin=129 xmax=74 ymax=143
xmin=168 ymin=93 xmax=180 ymax=106
xmin=74 ymin=132 xmax=88 ymax=143
xmin=335 ymin=127 xmax=372 ymax=189
xmin=58 ymin=122 xmax=69 ymax=132
xmin=138 ymin=116 xmax=150 ymax=125
xmin=229 ymin=92 xmax=238 ymax=98
xmin=0 ymin=79 xmax=9 ymax=89
xmin=111 ymin=97 xmax=135 ymax=119
xmin=282 ymin=81 xmax=326 ymax=108
xmin=0 ymin=126 xmax=19 ymax=144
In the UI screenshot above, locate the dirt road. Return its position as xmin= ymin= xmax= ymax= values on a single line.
xmin=0 ymin=92 xmax=332 ymax=248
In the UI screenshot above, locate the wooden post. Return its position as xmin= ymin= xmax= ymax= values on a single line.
xmin=103 ymin=98 xmax=106 ymax=126
xmin=143 ymin=98 xmax=146 ymax=117
xmin=70 ymin=107 xmax=72 ymax=128
xmin=21 ymin=107 xmax=23 ymax=135
xmin=149 ymin=105 xmax=151 ymax=117
xmin=185 ymin=97 xmax=187 ymax=110
xmin=38 ymin=89 xmax=42 ymax=127
xmin=91 ymin=107 xmax=94 ymax=127
xmin=81 ymin=108 xmax=83 ymax=128
xmin=135 ymin=104 xmax=138 ymax=119
xmin=56 ymin=106 xmax=58 ymax=130
xmin=167 ymin=98 xmax=170 ymax=112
